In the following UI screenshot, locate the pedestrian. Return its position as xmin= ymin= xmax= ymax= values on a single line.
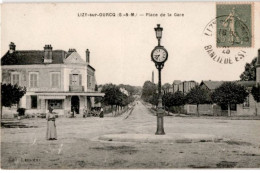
xmin=46 ymin=106 xmax=57 ymax=140
xmin=83 ymin=106 xmax=88 ymax=118
xmin=99 ymin=107 xmax=104 ymax=118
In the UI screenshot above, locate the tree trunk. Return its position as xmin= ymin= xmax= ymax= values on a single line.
xmin=197 ymin=104 xmax=200 ymax=116
xmin=228 ymin=103 xmax=231 ymax=116
xmin=255 ymin=102 xmax=258 ymax=116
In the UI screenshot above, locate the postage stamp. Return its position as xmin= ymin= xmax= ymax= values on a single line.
xmin=216 ymin=4 xmax=252 ymax=47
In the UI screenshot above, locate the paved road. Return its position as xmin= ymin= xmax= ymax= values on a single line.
xmin=1 ymin=101 xmax=260 ymax=169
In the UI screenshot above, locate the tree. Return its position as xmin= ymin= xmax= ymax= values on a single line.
xmin=141 ymin=81 xmax=157 ymax=102
xmin=172 ymin=91 xmax=185 ymax=114
xmin=212 ymin=82 xmax=249 ymax=116
xmin=101 ymin=84 xmax=121 ymax=115
xmin=162 ymin=83 xmax=172 ymax=94
xmin=185 ymin=85 xmax=211 ymax=116
xmin=162 ymin=92 xmax=174 ymax=115
xmin=1 ymin=83 xmax=26 ymax=117
xmin=240 ymin=57 xmax=257 ymax=81
xmin=149 ymin=93 xmax=159 ymax=107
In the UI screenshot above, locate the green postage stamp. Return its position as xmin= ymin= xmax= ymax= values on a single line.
xmin=216 ymin=4 xmax=252 ymax=47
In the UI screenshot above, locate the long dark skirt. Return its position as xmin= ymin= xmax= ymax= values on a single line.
xmin=46 ymin=121 xmax=57 ymax=140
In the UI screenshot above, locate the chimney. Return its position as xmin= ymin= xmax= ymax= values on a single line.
xmin=9 ymin=42 xmax=16 ymax=54
xmin=68 ymin=48 xmax=77 ymax=53
xmin=44 ymin=44 xmax=53 ymax=63
xmin=86 ymin=49 xmax=90 ymax=63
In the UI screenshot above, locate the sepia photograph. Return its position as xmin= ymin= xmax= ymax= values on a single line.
xmin=1 ymin=1 xmax=260 ymax=169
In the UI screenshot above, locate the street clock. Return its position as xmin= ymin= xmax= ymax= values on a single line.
xmin=151 ymin=46 xmax=168 ymax=64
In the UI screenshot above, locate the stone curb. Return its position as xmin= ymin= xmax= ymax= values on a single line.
xmin=98 ymin=133 xmax=223 ymax=144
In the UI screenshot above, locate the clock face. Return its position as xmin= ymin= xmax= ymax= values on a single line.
xmin=151 ymin=47 xmax=168 ymax=63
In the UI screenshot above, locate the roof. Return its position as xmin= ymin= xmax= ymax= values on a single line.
xmin=201 ymin=80 xmax=256 ymax=90
xmin=87 ymin=64 xmax=95 ymax=71
xmin=200 ymin=81 xmax=224 ymax=90
xmin=1 ymin=50 xmax=68 ymax=65
xmin=236 ymin=81 xmax=256 ymax=88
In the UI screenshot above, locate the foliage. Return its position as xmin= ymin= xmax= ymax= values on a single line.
xmin=240 ymin=57 xmax=257 ymax=81
xmin=172 ymin=91 xmax=185 ymax=107
xmin=149 ymin=93 xmax=159 ymax=106
xmin=212 ymin=82 xmax=249 ymax=116
xmin=251 ymin=84 xmax=260 ymax=102
xmin=162 ymin=83 xmax=172 ymax=94
xmin=101 ymin=83 xmax=122 ymax=106
xmin=17 ymin=108 xmax=26 ymax=116
xmin=141 ymin=81 xmax=157 ymax=102
xmin=185 ymin=85 xmax=211 ymax=105
xmin=162 ymin=92 xmax=173 ymax=109
xmin=185 ymin=85 xmax=211 ymax=115
xmin=1 ymin=83 xmax=26 ymax=107
xmin=100 ymin=83 xmax=135 ymax=111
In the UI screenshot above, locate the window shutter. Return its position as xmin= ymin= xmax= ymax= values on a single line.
xmin=26 ymin=95 xmax=31 ymax=109
xmin=69 ymin=74 xmax=72 ymax=85
xmin=79 ymin=74 xmax=82 ymax=85
xmin=30 ymin=74 xmax=33 ymax=87
xmin=35 ymin=74 xmax=38 ymax=87
xmin=51 ymin=74 xmax=55 ymax=87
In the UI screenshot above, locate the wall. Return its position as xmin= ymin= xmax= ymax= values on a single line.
xmin=236 ymin=94 xmax=260 ymax=116
xmin=63 ymin=64 xmax=87 ymax=91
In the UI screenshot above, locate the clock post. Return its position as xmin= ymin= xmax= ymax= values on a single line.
xmin=151 ymin=24 xmax=168 ymax=135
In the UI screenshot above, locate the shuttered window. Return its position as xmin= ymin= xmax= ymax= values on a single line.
xmin=11 ymin=73 xmax=20 ymax=85
xmin=51 ymin=72 xmax=60 ymax=88
xmin=29 ymin=73 xmax=38 ymax=88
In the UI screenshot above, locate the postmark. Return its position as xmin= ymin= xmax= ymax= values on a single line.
xmin=202 ymin=3 xmax=254 ymax=64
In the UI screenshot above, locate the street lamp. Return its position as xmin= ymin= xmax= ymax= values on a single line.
xmin=154 ymin=24 xmax=163 ymax=46
xmin=151 ymin=24 xmax=168 ymax=135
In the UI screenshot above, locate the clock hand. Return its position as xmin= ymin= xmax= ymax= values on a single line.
xmin=154 ymin=55 xmax=160 ymax=60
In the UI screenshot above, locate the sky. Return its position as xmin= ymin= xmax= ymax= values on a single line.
xmin=1 ymin=2 xmax=260 ymax=86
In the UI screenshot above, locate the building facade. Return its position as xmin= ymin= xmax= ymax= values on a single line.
xmin=172 ymin=80 xmax=197 ymax=94
xmin=1 ymin=43 xmax=104 ymax=116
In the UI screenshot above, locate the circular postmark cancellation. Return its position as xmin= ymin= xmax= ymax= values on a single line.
xmin=203 ymin=4 xmax=253 ymax=64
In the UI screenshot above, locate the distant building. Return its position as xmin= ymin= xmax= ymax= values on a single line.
xmin=199 ymin=80 xmax=259 ymax=116
xmin=120 ymin=88 xmax=129 ymax=96
xmin=172 ymin=80 xmax=197 ymax=94
xmin=1 ymin=43 xmax=104 ymax=116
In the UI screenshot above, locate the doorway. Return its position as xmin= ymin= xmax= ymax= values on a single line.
xmin=71 ymin=96 xmax=80 ymax=114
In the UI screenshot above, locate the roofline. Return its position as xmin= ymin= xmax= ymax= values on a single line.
xmin=88 ymin=64 xmax=95 ymax=71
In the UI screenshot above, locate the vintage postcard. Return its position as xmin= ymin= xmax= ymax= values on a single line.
xmin=1 ymin=2 xmax=260 ymax=169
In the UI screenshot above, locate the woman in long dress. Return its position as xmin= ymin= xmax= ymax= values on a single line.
xmin=46 ymin=107 xmax=57 ymax=140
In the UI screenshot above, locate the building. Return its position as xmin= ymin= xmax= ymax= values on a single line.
xmin=1 ymin=42 xmax=104 ymax=116
xmin=172 ymin=80 xmax=197 ymax=94
xmin=257 ymin=49 xmax=260 ymax=84
xmin=199 ymin=80 xmax=259 ymax=116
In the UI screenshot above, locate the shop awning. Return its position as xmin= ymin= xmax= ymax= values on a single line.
xmin=38 ymin=95 xmax=66 ymax=99
xmin=36 ymin=92 xmax=105 ymax=97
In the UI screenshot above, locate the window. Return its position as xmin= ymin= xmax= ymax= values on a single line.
xmin=48 ymin=100 xmax=63 ymax=109
xmin=31 ymin=95 xmax=37 ymax=109
xmin=243 ymin=96 xmax=250 ymax=108
xmin=11 ymin=73 xmax=20 ymax=85
xmin=87 ymin=75 xmax=91 ymax=87
xmin=29 ymin=72 xmax=38 ymax=88
xmin=51 ymin=72 xmax=60 ymax=88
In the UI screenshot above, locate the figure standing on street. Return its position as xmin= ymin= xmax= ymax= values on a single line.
xmin=99 ymin=107 xmax=104 ymax=118
xmin=46 ymin=107 xmax=57 ymax=140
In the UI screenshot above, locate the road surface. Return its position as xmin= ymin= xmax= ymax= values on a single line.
xmin=1 ymin=101 xmax=260 ymax=168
